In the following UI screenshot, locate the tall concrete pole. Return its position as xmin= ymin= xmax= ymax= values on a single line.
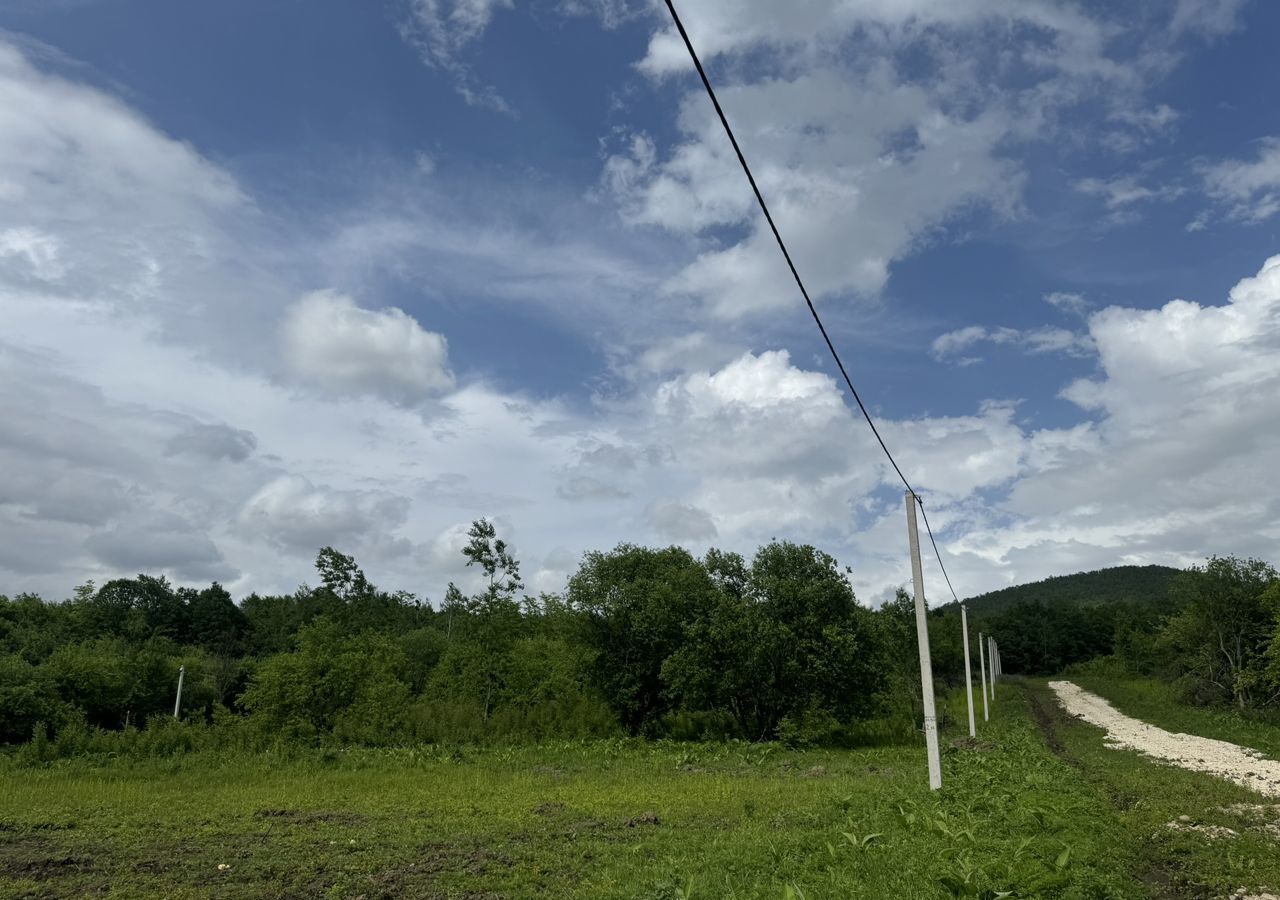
xmin=978 ymin=632 xmax=989 ymax=722
xmin=960 ymin=605 xmax=976 ymax=738
xmin=988 ymin=637 xmax=996 ymax=700
xmin=905 ymin=490 xmax=942 ymax=790
xmin=173 ymin=665 xmax=185 ymax=719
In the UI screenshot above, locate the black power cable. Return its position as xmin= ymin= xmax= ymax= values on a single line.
xmin=916 ymin=499 xmax=960 ymax=603
xmin=660 ymin=0 xmax=961 ymax=603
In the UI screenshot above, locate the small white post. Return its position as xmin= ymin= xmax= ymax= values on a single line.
xmin=960 ymin=604 xmax=975 ymax=738
xmin=905 ymin=490 xmax=942 ymax=791
xmin=978 ymin=632 xmax=989 ymax=722
xmin=173 ymin=665 xmax=185 ymax=719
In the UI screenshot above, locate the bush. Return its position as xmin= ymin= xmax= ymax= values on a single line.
xmin=0 ymin=655 xmax=69 ymax=742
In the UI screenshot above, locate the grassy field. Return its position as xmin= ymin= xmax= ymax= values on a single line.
xmin=2 ymin=681 xmax=1277 ymax=899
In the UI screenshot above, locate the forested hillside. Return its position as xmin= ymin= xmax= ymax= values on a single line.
xmin=951 ymin=565 xmax=1179 ymax=617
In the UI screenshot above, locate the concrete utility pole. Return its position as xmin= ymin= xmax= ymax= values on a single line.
xmin=988 ymin=637 xmax=996 ymax=700
xmin=960 ymin=605 xmax=976 ymax=738
xmin=173 ymin=665 xmax=185 ymax=719
xmin=904 ymin=490 xmax=942 ymax=790
xmin=978 ymin=632 xmax=989 ymax=722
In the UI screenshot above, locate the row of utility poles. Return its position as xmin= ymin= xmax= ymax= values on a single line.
xmin=905 ymin=490 xmax=1000 ymax=791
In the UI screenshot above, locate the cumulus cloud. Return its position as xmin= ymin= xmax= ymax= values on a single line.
xmin=239 ymin=475 xmax=412 ymax=554
xmin=606 ymin=70 xmax=1020 ymax=317
xmin=598 ymin=0 xmax=1219 ymax=320
xmin=280 ymin=291 xmax=454 ymax=406
xmin=969 ymin=254 xmax=1280 ymax=573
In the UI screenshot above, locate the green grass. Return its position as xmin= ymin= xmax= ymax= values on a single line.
xmin=2 ymin=681 xmax=1276 ymax=899
xmin=1067 ymin=672 xmax=1280 ymax=759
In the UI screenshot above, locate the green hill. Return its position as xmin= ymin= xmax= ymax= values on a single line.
xmin=942 ymin=564 xmax=1180 ymax=618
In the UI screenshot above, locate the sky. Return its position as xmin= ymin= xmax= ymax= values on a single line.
xmin=2 ymin=0 xmax=1279 ymax=606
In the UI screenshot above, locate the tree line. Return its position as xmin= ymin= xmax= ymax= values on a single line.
xmin=1 ymin=520 xmax=979 ymax=750
xmin=5 ymin=521 xmax=1274 ymax=752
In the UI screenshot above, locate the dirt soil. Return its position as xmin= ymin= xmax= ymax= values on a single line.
xmin=1049 ymin=680 xmax=1280 ymax=798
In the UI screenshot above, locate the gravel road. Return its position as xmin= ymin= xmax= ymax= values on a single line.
xmin=1049 ymin=680 xmax=1280 ymax=798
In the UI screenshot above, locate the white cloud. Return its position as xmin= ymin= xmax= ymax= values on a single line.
xmin=1101 ymin=105 xmax=1181 ymax=155
xmin=1075 ymin=174 xmax=1182 ymax=221
xmin=635 ymin=0 xmax=1113 ymax=78
xmin=607 ymin=69 xmax=1021 ymax=317
xmin=397 ymin=0 xmax=515 ymax=112
xmin=280 ymin=291 xmax=454 ymax=406
xmin=931 ymin=325 xmax=1094 ymax=363
xmin=600 ymin=0 xmax=1211 ymax=320
xmin=240 ymin=475 xmax=412 ymax=555
xmin=0 ymin=227 xmax=64 ymax=282
xmin=1044 ymin=291 xmax=1091 ymax=317
xmin=953 ymin=254 xmax=1280 ymax=585
xmin=3 ymin=28 xmax=1279 ymax=613
xmin=1201 ymin=137 xmax=1280 ymax=224
xmin=1170 ymin=0 xmax=1247 ymax=36
xmin=1112 ymin=104 xmax=1180 ymax=132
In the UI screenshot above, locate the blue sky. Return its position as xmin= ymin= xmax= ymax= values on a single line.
xmin=2 ymin=0 xmax=1279 ymax=604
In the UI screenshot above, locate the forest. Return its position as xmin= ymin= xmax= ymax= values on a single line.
xmin=3 ymin=518 xmax=1278 ymax=752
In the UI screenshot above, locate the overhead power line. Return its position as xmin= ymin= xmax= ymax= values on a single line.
xmin=660 ymin=0 xmax=961 ymax=603
xmin=917 ymin=500 xmax=959 ymax=603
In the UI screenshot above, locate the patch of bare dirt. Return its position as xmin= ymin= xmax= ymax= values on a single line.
xmin=0 ymin=837 xmax=95 ymax=879
xmin=253 ymin=808 xmax=366 ymax=825
xmin=623 ymin=811 xmax=660 ymax=827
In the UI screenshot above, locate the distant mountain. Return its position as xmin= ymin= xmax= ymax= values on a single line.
xmin=942 ymin=565 xmax=1180 ymax=618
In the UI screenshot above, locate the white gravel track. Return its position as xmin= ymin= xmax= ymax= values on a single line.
xmin=1049 ymin=681 xmax=1280 ymax=798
